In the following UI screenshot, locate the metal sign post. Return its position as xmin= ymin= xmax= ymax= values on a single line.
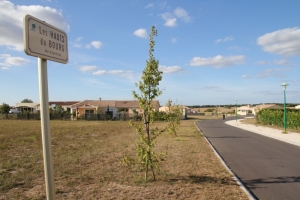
xmin=23 ymin=14 xmax=68 ymax=200
xmin=38 ymin=57 xmax=55 ymax=199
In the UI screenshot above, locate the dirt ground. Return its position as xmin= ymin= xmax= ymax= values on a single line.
xmin=0 ymin=117 xmax=248 ymax=199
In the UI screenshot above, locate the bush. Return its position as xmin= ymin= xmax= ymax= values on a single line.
xmin=152 ymin=111 xmax=167 ymax=121
xmin=256 ymin=109 xmax=300 ymax=130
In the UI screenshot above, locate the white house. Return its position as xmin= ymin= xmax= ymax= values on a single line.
xmin=237 ymin=105 xmax=252 ymax=116
xmin=36 ymin=101 xmax=80 ymax=112
xmin=15 ymin=103 xmax=39 ymax=113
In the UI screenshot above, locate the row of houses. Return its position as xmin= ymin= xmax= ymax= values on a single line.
xmin=10 ymin=100 xmax=300 ymax=118
xmin=237 ymin=104 xmax=300 ymax=116
xmin=11 ymin=99 xmax=161 ymax=118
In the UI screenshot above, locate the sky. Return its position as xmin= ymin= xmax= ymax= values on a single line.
xmin=1 ymin=0 xmax=300 ymax=106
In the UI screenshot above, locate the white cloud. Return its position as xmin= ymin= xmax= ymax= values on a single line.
xmin=73 ymin=37 xmax=83 ymax=48
xmin=215 ymin=36 xmax=234 ymax=43
xmin=81 ymin=78 xmax=110 ymax=89
xmin=171 ymin=38 xmax=177 ymax=43
xmin=5 ymin=57 xmax=29 ymax=66
xmin=228 ymin=46 xmax=245 ymax=51
xmin=73 ymin=44 xmax=81 ymax=48
xmin=274 ymin=59 xmax=289 ymax=65
xmin=159 ymin=1 xmax=167 ymax=9
xmin=241 ymin=75 xmax=253 ymax=79
xmin=257 ymin=27 xmax=300 ymax=56
xmin=160 ymin=13 xmax=177 ymax=27
xmin=0 ymin=54 xmax=30 ymax=70
xmin=174 ymin=7 xmax=191 ymax=22
xmin=76 ymin=37 xmax=82 ymax=42
xmin=0 ymin=1 xmax=69 ymax=51
xmin=160 ymin=8 xmax=191 ymax=27
xmin=190 ymin=55 xmax=245 ymax=68
xmin=158 ymin=65 xmax=183 ymax=74
xmin=93 ymin=70 xmax=134 ymax=77
xmin=254 ymin=89 xmax=300 ymax=96
xmin=254 ymin=90 xmax=279 ymax=95
xmin=93 ymin=70 xmax=106 ymax=75
xmin=107 ymin=70 xmax=124 ymax=75
xmin=257 ymin=68 xmax=292 ymax=78
xmin=90 ymin=41 xmax=102 ymax=49
xmin=1 ymin=66 xmax=9 ymax=70
xmin=255 ymin=60 xmax=268 ymax=65
xmin=0 ymin=54 xmax=10 ymax=59
xmin=134 ymin=29 xmax=148 ymax=38
xmin=79 ymin=65 xmax=98 ymax=72
xmin=255 ymin=59 xmax=290 ymax=66
xmin=292 ymin=79 xmax=300 ymax=83
xmin=196 ymin=86 xmax=221 ymax=90
xmin=86 ymin=41 xmax=102 ymax=49
xmin=145 ymin=3 xmax=154 ymax=9
xmin=164 ymin=18 xmax=177 ymax=27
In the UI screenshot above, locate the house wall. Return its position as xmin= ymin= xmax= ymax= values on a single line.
xmin=73 ymin=107 xmax=118 ymax=118
xmin=76 ymin=108 xmax=97 ymax=116
xmin=237 ymin=110 xmax=249 ymax=116
xmin=16 ymin=103 xmax=39 ymax=113
xmin=104 ymin=107 xmax=118 ymax=118
xmin=128 ymin=108 xmax=142 ymax=114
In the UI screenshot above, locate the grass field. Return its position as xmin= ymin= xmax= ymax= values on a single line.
xmin=0 ymin=117 xmax=248 ymax=199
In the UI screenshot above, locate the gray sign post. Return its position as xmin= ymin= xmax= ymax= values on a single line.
xmin=38 ymin=57 xmax=55 ymax=199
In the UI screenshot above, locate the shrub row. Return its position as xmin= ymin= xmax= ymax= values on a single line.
xmin=256 ymin=109 xmax=300 ymax=130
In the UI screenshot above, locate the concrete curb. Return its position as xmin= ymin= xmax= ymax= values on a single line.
xmin=194 ymin=121 xmax=257 ymax=200
xmin=226 ymin=119 xmax=300 ymax=147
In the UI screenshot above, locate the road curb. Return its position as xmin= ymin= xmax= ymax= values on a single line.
xmin=226 ymin=119 xmax=300 ymax=148
xmin=194 ymin=121 xmax=257 ymax=200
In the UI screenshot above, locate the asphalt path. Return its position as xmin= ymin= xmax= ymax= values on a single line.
xmin=195 ymin=117 xmax=300 ymax=200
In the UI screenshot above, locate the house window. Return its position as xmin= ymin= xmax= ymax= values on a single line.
xmin=85 ymin=110 xmax=94 ymax=114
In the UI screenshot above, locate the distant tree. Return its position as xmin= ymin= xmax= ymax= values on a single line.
xmin=106 ymin=105 xmax=109 ymax=114
xmin=21 ymin=99 xmax=33 ymax=103
xmin=117 ymin=108 xmax=125 ymax=113
xmin=105 ymin=105 xmax=112 ymax=120
xmin=165 ymin=99 xmax=182 ymax=137
xmin=204 ymin=108 xmax=214 ymax=112
xmin=54 ymin=105 xmax=64 ymax=113
xmin=0 ymin=103 xmax=10 ymax=114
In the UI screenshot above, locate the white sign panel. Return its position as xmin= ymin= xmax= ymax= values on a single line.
xmin=23 ymin=15 xmax=68 ymax=64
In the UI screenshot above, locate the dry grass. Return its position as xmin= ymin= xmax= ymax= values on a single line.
xmin=0 ymin=117 xmax=248 ymax=199
xmin=241 ymin=117 xmax=300 ymax=133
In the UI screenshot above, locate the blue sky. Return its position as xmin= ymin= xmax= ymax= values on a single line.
xmin=1 ymin=0 xmax=300 ymax=106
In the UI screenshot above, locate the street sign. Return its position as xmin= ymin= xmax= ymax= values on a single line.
xmin=23 ymin=14 xmax=69 ymax=199
xmin=23 ymin=14 xmax=68 ymax=64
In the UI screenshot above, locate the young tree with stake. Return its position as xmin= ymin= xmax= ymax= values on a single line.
xmin=126 ymin=26 xmax=164 ymax=182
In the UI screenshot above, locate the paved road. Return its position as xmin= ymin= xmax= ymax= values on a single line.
xmin=195 ymin=117 xmax=300 ymax=200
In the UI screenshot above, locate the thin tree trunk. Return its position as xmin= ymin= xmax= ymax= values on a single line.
xmin=151 ymin=163 xmax=156 ymax=181
xmin=145 ymin=159 xmax=149 ymax=182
